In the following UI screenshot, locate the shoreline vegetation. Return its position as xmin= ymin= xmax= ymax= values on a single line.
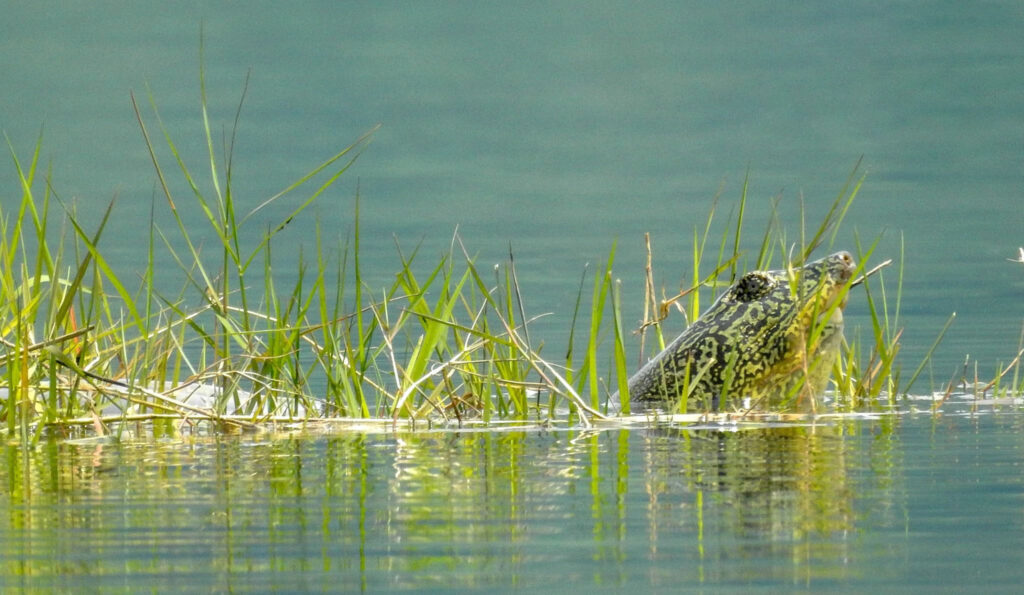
xmin=3 ymin=82 xmax=1023 ymax=445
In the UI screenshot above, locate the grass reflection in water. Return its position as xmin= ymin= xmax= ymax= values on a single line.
xmin=1 ymin=417 xmax=907 ymax=590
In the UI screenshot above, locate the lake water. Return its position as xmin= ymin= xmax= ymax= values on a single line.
xmin=2 ymin=402 xmax=1023 ymax=591
xmin=2 ymin=2 xmax=1023 ymax=590
xmin=2 ymin=2 xmax=1021 ymax=372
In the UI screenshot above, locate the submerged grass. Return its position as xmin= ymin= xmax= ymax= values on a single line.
xmin=2 ymin=78 xmax=1021 ymax=444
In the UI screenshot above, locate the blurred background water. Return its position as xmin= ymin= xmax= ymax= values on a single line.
xmin=2 ymin=1 xmax=1022 ymax=377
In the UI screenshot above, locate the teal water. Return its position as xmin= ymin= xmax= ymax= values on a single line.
xmin=3 ymin=405 xmax=1023 ymax=591
xmin=2 ymin=2 xmax=1024 ymax=590
xmin=1 ymin=1 xmax=1021 ymax=372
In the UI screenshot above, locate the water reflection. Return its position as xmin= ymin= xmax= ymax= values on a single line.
xmin=642 ymin=425 xmax=875 ymax=584
xmin=0 ymin=420 xmax=909 ymax=590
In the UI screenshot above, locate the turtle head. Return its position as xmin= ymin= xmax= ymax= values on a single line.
xmin=790 ymin=251 xmax=856 ymax=324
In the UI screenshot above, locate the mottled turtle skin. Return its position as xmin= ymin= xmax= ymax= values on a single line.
xmin=627 ymin=251 xmax=856 ymax=410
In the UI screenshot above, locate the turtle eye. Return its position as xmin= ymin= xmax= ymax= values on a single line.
xmin=732 ymin=272 xmax=775 ymax=302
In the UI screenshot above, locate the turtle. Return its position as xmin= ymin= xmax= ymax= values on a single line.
xmin=624 ymin=251 xmax=857 ymax=411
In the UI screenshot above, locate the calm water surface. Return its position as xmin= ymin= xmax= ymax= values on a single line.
xmin=2 ymin=3 xmax=1023 ymax=591
xmin=2 ymin=406 xmax=1023 ymax=591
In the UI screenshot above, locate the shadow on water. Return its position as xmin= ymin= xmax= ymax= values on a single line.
xmin=0 ymin=419 xmax=907 ymax=590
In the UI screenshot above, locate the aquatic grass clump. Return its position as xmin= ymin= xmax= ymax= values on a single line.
xmin=0 ymin=145 xmax=605 ymax=443
xmin=0 ymin=129 xmax=920 ymax=440
xmin=3 ymin=68 xmax=1019 ymax=443
xmin=127 ymin=72 xmax=608 ymax=427
xmin=0 ymin=91 xmax=608 ymax=444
